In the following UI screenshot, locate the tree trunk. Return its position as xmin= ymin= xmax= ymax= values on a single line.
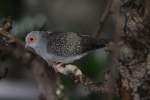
xmin=111 ymin=0 xmax=150 ymax=100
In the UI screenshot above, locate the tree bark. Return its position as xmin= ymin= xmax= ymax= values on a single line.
xmin=31 ymin=57 xmax=57 ymax=100
xmin=111 ymin=0 xmax=150 ymax=100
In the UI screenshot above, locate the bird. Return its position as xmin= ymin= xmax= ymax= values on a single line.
xmin=25 ymin=31 xmax=109 ymax=72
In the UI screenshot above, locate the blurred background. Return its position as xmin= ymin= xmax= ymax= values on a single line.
xmin=0 ymin=0 xmax=114 ymax=100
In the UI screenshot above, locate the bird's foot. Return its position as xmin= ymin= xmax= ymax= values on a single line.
xmin=52 ymin=62 xmax=64 ymax=73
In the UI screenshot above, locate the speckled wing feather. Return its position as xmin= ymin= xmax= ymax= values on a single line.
xmin=47 ymin=32 xmax=106 ymax=57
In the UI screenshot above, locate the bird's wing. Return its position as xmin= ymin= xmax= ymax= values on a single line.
xmin=47 ymin=32 xmax=106 ymax=57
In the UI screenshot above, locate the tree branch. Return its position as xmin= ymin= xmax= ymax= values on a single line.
xmin=94 ymin=0 xmax=113 ymax=37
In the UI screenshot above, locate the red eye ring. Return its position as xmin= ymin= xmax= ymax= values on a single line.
xmin=28 ymin=37 xmax=34 ymax=43
xmin=30 ymin=37 xmax=34 ymax=41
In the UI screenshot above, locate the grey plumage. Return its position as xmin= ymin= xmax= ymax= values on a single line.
xmin=25 ymin=31 xmax=109 ymax=63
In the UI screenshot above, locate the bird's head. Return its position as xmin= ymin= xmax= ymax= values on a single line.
xmin=25 ymin=31 xmax=44 ymax=49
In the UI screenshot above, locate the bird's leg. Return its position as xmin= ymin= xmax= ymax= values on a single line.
xmin=52 ymin=62 xmax=64 ymax=73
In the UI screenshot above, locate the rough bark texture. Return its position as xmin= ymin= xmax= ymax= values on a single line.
xmin=111 ymin=0 xmax=150 ymax=100
xmin=31 ymin=58 xmax=57 ymax=100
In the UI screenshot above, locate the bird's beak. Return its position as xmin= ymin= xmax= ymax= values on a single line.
xmin=25 ymin=44 xmax=28 ymax=48
xmin=25 ymin=44 xmax=35 ymax=53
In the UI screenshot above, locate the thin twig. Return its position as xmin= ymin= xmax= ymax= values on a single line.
xmin=94 ymin=0 xmax=113 ymax=37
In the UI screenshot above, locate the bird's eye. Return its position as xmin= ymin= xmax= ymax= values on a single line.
xmin=28 ymin=37 xmax=34 ymax=43
xmin=30 ymin=37 xmax=34 ymax=41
